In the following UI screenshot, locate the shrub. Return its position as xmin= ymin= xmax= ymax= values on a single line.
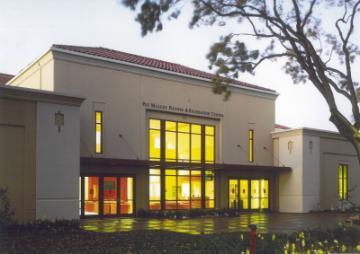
xmin=0 ymin=188 xmax=14 ymax=229
xmin=136 ymin=208 xmax=249 ymax=219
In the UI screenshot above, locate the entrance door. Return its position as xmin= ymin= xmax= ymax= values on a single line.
xmin=81 ymin=176 xmax=134 ymax=217
xmin=228 ymin=178 xmax=269 ymax=210
xmin=119 ymin=177 xmax=134 ymax=215
xmin=229 ymin=179 xmax=239 ymax=209
xmin=103 ymin=177 xmax=117 ymax=215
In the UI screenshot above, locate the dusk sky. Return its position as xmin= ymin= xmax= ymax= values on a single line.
xmin=1 ymin=0 xmax=358 ymax=131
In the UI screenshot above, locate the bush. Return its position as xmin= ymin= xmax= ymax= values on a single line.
xmin=136 ymin=208 xmax=250 ymax=219
xmin=0 ymin=188 xmax=14 ymax=229
xmin=9 ymin=219 xmax=81 ymax=233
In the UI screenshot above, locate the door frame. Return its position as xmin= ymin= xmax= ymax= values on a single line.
xmin=227 ymin=177 xmax=270 ymax=211
xmin=80 ymin=174 xmax=136 ymax=218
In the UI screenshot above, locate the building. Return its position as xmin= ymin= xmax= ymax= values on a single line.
xmin=1 ymin=45 xmax=359 ymax=222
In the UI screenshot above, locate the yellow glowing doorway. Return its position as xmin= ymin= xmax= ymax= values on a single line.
xmin=228 ymin=178 xmax=269 ymax=210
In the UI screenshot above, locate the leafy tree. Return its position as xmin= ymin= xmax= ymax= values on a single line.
xmin=122 ymin=0 xmax=360 ymax=163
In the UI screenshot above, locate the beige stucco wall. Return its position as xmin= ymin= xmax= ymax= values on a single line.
xmin=273 ymin=128 xmax=360 ymax=212
xmin=0 ymin=98 xmax=36 ymax=223
xmin=9 ymin=51 xmax=54 ymax=91
xmin=319 ymin=136 xmax=360 ymax=209
xmin=273 ymin=131 xmax=304 ymax=212
xmin=49 ymin=50 xmax=276 ymax=167
xmin=36 ymin=102 xmax=81 ymax=220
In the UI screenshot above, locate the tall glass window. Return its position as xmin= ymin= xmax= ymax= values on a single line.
xmin=149 ymin=119 xmax=161 ymax=161
xmin=95 ymin=111 xmax=103 ymax=154
xmin=205 ymin=170 xmax=215 ymax=208
xmin=248 ymin=129 xmax=254 ymax=162
xmin=149 ymin=119 xmax=216 ymax=210
xmin=165 ymin=169 xmax=203 ymax=209
xmin=205 ymin=126 xmax=215 ymax=163
xmin=339 ymin=164 xmax=349 ymax=200
xmin=149 ymin=169 xmax=161 ymax=210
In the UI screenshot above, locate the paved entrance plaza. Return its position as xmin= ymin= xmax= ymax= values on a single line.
xmin=81 ymin=212 xmax=351 ymax=234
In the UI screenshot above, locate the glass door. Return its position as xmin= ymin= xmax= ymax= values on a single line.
xmin=103 ymin=177 xmax=117 ymax=215
xmin=81 ymin=175 xmax=134 ymax=217
xmin=239 ymin=180 xmax=249 ymax=209
xmin=119 ymin=177 xmax=134 ymax=215
xmin=250 ymin=179 xmax=269 ymax=210
xmin=229 ymin=178 xmax=269 ymax=211
xmin=229 ymin=179 xmax=239 ymax=209
xmin=251 ymin=180 xmax=260 ymax=209
xmin=260 ymin=179 xmax=269 ymax=209
xmin=84 ymin=176 xmax=99 ymax=216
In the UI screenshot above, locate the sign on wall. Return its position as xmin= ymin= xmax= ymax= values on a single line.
xmin=142 ymin=102 xmax=224 ymax=118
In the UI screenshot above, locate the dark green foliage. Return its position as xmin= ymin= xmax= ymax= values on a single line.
xmin=121 ymin=0 xmax=360 ymax=165
xmin=137 ymin=208 xmax=269 ymax=218
xmin=0 ymin=188 xmax=14 ymax=229
xmin=0 ymin=223 xmax=359 ymax=253
xmin=7 ymin=219 xmax=80 ymax=233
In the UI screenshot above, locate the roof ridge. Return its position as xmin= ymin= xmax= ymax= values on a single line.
xmin=97 ymin=46 xmax=203 ymax=70
xmin=52 ymin=44 xmax=275 ymax=93
xmin=0 ymin=72 xmax=14 ymax=77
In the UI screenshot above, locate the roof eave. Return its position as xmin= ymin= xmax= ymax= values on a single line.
xmin=51 ymin=46 xmax=279 ymax=97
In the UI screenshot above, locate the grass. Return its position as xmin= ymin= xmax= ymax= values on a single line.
xmin=1 ymin=223 xmax=360 ymax=254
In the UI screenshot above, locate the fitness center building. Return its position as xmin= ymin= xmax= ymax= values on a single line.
xmin=1 ymin=45 xmax=359 ymax=222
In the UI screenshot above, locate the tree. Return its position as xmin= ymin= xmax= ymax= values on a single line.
xmin=122 ymin=0 xmax=360 ymax=163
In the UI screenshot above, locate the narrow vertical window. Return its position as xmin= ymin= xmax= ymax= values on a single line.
xmin=339 ymin=164 xmax=348 ymax=200
xmin=248 ymin=129 xmax=254 ymax=162
xmin=205 ymin=125 xmax=215 ymax=163
xmin=95 ymin=111 xmax=103 ymax=154
xmin=149 ymin=119 xmax=161 ymax=161
xmin=149 ymin=169 xmax=161 ymax=210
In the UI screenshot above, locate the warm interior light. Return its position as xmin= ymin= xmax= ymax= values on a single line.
xmin=181 ymin=183 xmax=190 ymax=199
xmin=155 ymin=138 xmax=160 ymax=149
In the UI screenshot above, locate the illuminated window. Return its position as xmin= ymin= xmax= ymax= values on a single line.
xmin=339 ymin=164 xmax=348 ymax=200
xmin=103 ymin=177 xmax=117 ymax=215
xmin=164 ymin=169 xmax=203 ymax=209
xmin=191 ymin=125 xmax=201 ymax=162
xmin=95 ymin=111 xmax=103 ymax=154
xmin=148 ymin=119 xmax=216 ymax=210
xmin=248 ymin=129 xmax=254 ymax=162
xmin=229 ymin=179 xmax=268 ymax=210
xmin=80 ymin=176 xmax=134 ymax=216
xmin=205 ymin=171 xmax=215 ymax=208
xmin=165 ymin=171 xmax=177 ymax=209
xmin=149 ymin=169 xmax=161 ymax=210
xmin=149 ymin=119 xmax=161 ymax=161
xmin=120 ymin=177 xmax=133 ymax=215
xmin=84 ymin=176 xmax=99 ymax=215
xmin=205 ymin=126 xmax=215 ymax=163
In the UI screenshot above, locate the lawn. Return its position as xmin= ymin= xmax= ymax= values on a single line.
xmin=0 ymin=222 xmax=360 ymax=253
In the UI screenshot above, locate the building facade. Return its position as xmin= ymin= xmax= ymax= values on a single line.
xmin=2 ymin=45 xmax=359 ymax=221
xmin=0 ymin=86 xmax=83 ymax=222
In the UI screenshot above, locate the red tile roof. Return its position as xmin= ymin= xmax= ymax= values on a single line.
xmin=52 ymin=45 xmax=275 ymax=93
xmin=275 ymin=124 xmax=291 ymax=130
xmin=0 ymin=73 xmax=13 ymax=85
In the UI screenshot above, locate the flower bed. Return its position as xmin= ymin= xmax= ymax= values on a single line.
xmin=136 ymin=208 xmax=257 ymax=219
xmin=1 ymin=221 xmax=360 ymax=253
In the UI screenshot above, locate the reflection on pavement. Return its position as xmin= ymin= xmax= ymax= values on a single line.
xmin=81 ymin=212 xmax=347 ymax=235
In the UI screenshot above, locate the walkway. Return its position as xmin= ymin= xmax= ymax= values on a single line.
xmin=81 ymin=212 xmax=351 ymax=234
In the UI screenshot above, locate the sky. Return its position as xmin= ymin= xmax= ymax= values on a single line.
xmin=0 ymin=0 xmax=358 ymax=131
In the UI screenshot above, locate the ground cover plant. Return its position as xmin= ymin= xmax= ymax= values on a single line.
xmin=0 ymin=220 xmax=360 ymax=254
